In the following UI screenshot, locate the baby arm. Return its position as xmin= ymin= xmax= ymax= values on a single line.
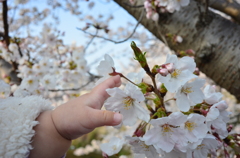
xmin=29 ymin=75 xmax=123 ymax=158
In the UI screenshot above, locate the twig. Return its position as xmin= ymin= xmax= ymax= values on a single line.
xmin=155 ymin=22 xmax=169 ymax=47
xmin=10 ymin=6 xmax=18 ymax=25
xmin=77 ymin=9 xmax=144 ymax=44
xmin=2 ymin=0 xmax=9 ymax=46
xmin=48 ymin=72 xmax=101 ymax=92
xmin=123 ymin=2 xmax=144 ymax=8
xmin=83 ymin=29 xmax=98 ymax=53
xmin=164 ymin=98 xmax=176 ymax=103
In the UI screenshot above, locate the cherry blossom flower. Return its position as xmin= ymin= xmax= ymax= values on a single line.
xmin=142 ymin=112 xmax=187 ymax=152
xmin=167 ymin=0 xmax=190 ymax=13
xmin=175 ymin=78 xmax=205 ymax=112
xmin=125 ymin=136 xmax=159 ymax=158
xmin=19 ymin=76 xmax=39 ymax=92
xmin=100 ymin=137 xmax=124 ymax=156
xmin=203 ymin=85 xmax=223 ymax=105
xmin=157 ymin=54 xmax=197 ymax=93
xmin=96 ymin=54 xmax=115 ymax=84
xmin=206 ymin=101 xmax=230 ymax=139
xmin=104 ymin=84 xmax=150 ymax=126
xmin=0 ymin=79 xmax=11 ymax=98
xmin=40 ymin=74 xmax=57 ymax=89
xmin=187 ymin=134 xmax=220 ymax=158
xmin=181 ymin=114 xmax=208 ymax=143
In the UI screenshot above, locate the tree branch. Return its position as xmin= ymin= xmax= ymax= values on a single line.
xmin=77 ymin=10 xmax=143 ymax=44
xmin=83 ymin=29 xmax=98 ymax=53
xmin=2 ymin=0 xmax=9 ymax=46
xmin=114 ymin=0 xmax=240 ymax=101
xmin=197 ymin=0 xmax=240 ymax=23
xmin=48 ymin=73 xmax=101 ymax=92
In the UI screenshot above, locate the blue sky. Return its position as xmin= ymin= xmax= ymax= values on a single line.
xmin=9 ymin=0 xmax=142 ymax=73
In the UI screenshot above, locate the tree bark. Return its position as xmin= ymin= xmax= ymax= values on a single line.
xmin=114 ymin=0 xmax=240 ymax=101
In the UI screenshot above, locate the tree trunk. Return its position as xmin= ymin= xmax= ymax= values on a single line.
xmin=114 ymin=0 xmax=240 ymax=101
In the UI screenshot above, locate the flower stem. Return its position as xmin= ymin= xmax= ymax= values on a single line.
xmin=119 ymin=74 xmax=138 ymax=86
xmin=164 ymin=98 xmax=176 ymax=103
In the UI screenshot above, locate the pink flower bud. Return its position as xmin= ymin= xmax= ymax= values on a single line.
xmin=227 ymin=125 xmax=233 ymax=133
xmin=175 ymin=36 xmax=183 ymax=43
xmin=134 ymin=128 xmax=145 ymax=137
xmin=166 ymin=63 xmax=174 ymax=72
xmin=146 ymin=12 xmax=152 ymax=19
xmin=201 ymin=109 xmax=208 ymax=116
xmin=102 ymin=152 xmax=109 ymax=158
xmin=158 ymin=68 xmax=168 ymax=76
xmin=185 ymin=49 xmax=195 ymax=56
xmin=152 ymin=12 xmax=159 ymax=21
xmin=144 ymin=1 xmax=151 ymax=8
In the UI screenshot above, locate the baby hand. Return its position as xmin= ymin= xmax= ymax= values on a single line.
xmin=51 ymin=75 xmax=123 ymax=140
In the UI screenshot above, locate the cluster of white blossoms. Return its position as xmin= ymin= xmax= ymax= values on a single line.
xmin=143 ymin=0 xmax=190 ymax=21
xmin=97 ymin=48 xmax=232 ymax=157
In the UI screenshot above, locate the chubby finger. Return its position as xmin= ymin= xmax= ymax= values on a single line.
xmin=88 ymin=109 xmax=122 ymax=128
xmin=90 ymin=75 xmax=121 ymax=109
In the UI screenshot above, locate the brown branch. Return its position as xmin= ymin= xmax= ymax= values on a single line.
xmin=2 ymin=0 xmax=9 ymax=46
xmin=197 ymin=0 xmax=240 ymax=23
xmin=48 ymin=73 xmax=101 ymax=92
xmin=123 ymin=2 xmax=144 ymax=8
xmin=83 ymin=29 xmax=98 ymax=53
xmin=76 ymin=10 xmax=143 ymax=44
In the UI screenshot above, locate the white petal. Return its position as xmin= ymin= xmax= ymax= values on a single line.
xmin=176 ymin=93 xmax=191 ymax=112
xmin=166 ymin=54 xmax=178 ymax=64
xmin=177 ymin=56 xmax=196 ymax=72
xmin=134 ymin=103 xmax=150 ymax=123
xmin=206 ymin=107 xmax=219 ymax=122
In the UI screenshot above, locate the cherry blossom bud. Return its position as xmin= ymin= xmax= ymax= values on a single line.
xmin=102 ymin=152 xmax=109 ymax=158
xmin=144 ymin=1 xmax=151 ymax=8
xmin=200 ymin=109 xmax=208 ymax=116
xmin=159 ymin=83 xmax=167 ymax=96
xmin=129 ymin=0 xmax=135 ymax=5
xmin=152 ymin=12 xmax=159 ymax=21
xmin=194 ymin=67 xmax=200 ymax=75
xmin=227 ymin=125 xmax=233 ymax=132
xmin=146 ymin=11 xmax=151 ymax=19
xmin=134 ymin=126 xmax=146 ymax=137
xmin=131 ymin=41 xmax=150 ymax=73
xmin=165 ymin=63 xmax=174 ymax=72
xmin=158 ymin=68 xmax=168 ymax=76
xmin=175 ymin=36 xmax=183 ymax=43
xmin=186 ymin=49 xmax=195 ymax=56
xmin=138 ymin=82 xmax=154 ymax=94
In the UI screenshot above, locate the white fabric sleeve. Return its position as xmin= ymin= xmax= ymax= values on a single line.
xmin=0 ymin=95 xmax=53 ymax=158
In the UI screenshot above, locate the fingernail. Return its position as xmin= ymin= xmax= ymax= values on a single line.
xmin=113 ymin=113 xmax=122 ymax=124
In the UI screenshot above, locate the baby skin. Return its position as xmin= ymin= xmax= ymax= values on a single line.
xmin=29 ymin=75 xmax=123 ymax=158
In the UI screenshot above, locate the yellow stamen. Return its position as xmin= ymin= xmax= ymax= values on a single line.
xmin=45 ymin=80 xmax=50 ymax=84
xmin=197 ymin=144 xmax=205 ymax=149
xmin=123 ymin=96 xmax=134 ymax=110
xmin=171 ymin=69 xmax=181 ymax=78
xmin=112 ymin=145 xmax=117 ymax=151
xmin=181 ymin=86 xmax=193 ymax=94
xmin=28 ymin=80 xmax=33 ymax=85
xmin=185 ymin=121 xmax=196 ymax=132
xmin=140 ymin=142 xmax=150 ymax=151
xmin=161 ymin=124 xmax=173 ymax=135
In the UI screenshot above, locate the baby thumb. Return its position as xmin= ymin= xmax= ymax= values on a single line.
xmin=91 ymin=110 xmax=122 ymax=127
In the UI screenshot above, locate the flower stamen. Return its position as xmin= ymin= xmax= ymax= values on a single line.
xmin=123 ymin=96 xmax=134 ymax=110
xmin=161 ymin=124 xmax=173 ymax=135
xmin=185 ymin=121 xmax=196 ymax=132
xmin=171 ymin=69 xmax=181 ymax=78
xmin=181 ymin=86 xmax=193 ymax=94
